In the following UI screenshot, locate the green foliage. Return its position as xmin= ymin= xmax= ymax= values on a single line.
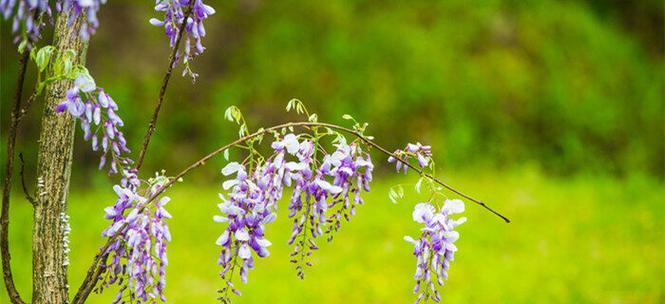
xmin=1 ymin=1 xmax=662 ymax=178
xmin=28 ymin=46 xmax=91 ymax=94
xmin=209 ymin=0 xmax=663 ymax=177
xmin=224 ymin=105 xmax=249 ymax=137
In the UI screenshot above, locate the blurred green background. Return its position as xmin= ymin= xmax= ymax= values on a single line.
xmin=1 ymin=0 xmax=663 ymax=303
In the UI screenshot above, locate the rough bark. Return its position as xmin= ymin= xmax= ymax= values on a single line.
xmin=32 ymin=11 xmax=88 ymax=304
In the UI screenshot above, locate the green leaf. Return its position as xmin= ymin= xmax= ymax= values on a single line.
xmin=224 ymin=105 xmax=241 ymax=123
xmin=388 ymin=189 xmax=398 ymax=204
xmin=35 ymin=46 xmax=55 ymax=72
xmin=415 ymin=177 xmax=423 ymax=194
xmin=397 ymin=185 xmax=404 ymax=198
xmin=17 ymin=40 xmax=27 ymax=54
xmin=30 ymin=47 xmax=39 ymax=62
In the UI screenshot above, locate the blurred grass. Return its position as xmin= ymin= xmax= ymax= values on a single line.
xmin=2 ymin=167 xmax=663 ymax=303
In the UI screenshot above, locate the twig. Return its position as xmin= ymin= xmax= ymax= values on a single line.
xmin=1 ymin=52 xmax=30 ymax=304
xmin=134 ymin=4 xmax=193 ymax=170
xmin=17 ymin=91 xmax=38 ymax=122
xmin=144 ymin=122 xmax=510 ymax=222
xmin=72 ymin=121 xmax=510 ymax=303
xmin=18 ymin=154 xmax=36 ymax=206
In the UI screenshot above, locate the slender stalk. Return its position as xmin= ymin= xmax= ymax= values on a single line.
xmin=135 ymin=5 xmax=193 ymax=170
xmin=17 ymin=91 xmax=38 ymax=122
xmin=1 ymin=51 xmax=29 ymax=304
xmin=73 ymin=120 xmax=509 ymax=303
xmin=145 ymin=122 xmax=510 ymax=222
xmin=19 ymin=154 xmax=36 ymax=206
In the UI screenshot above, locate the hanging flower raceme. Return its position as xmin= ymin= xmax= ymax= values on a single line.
xmin=213 ymin=130 xmax=376 ymax=295
xmin=321 ymin=142 xmax=374 ymax=240
xmin=98 ymin=173 xmax=172 ymax=304
xmin=388 ymin=142 xmax=433 ymax=173
xmin=150 ymin=0 xmax=216 ymax=79
xmin=286 ymin=139 xmax=374 ymax=247
xmin=56 ymin=0 xmax=108 ymax=41
xmin=214 ymin=162 xmax=277 ymax=298
xmin=0 ymin=0 xmax=51 ymax=50
xmin=404 ymin=200 xmax=466 ymax=303
xmin=55 ymin=74 xmax=132 ymax=175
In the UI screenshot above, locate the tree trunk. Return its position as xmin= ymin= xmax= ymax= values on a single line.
xmin=32 ymin=11 xmax=88 ymax=304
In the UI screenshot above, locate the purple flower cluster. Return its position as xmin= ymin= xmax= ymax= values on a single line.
xmin=150 ymin=0 xmax=215 ymax=79
xmin=56 ymin=0 xmax=107 ymax=41
xmin=100 ymin=177 xmax=172 ymax=303
xmin=404 ymin=200 xmax=466 ymax=303
xmin=287 ymin=140 xmax=374 ymax=245
xmin=215 ymin=133 xmax=375 ymax=293
xmin=215 ymin=162 xmax=277 ymax=294
xmin=0 ymin=0 xmax=50 ymax=49
xmin=388 ymin=142 xmax=432 ymax=173
xmin=56 ymin=75 xmax=132 ymax=175
xmin=1 ymin=0 xmax=107 ymax=48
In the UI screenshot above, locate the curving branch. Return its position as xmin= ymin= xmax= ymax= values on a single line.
xmin=73 ymin=120 xmax=509 ymax=303
xmin=17 ymin=91 xmax=38 ymax=122
xmin=1 ymin=52 xmax=30 ymax=304
xmin=19 ymin=154 xmax=36 ymax=206
xmin=135 ymin=4 xmax=194 ymax=170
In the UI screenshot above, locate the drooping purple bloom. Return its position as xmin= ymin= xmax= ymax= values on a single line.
xmin=215 ymin=162 xmax=276 ymax=296
xmin=56 ymin=0 xmax=108 ymax=41
xmin=0 ymin=0 xmax=51 ymax=50
xmin=214 ymin=133 xmax=375 ymax=295
xmin=388 ymin=142 xmax=432 ymax=173
xmin=99 ymin=175 xmax=172 ymax=303
xmin=285 ymin=140 xmax=374 ymax=244
xmin=56 ymin=75 xmax=132 ymax=175
xmin=150 ymin=0 xmax=215 ymax=80
xmin=404 ymin=200 xmax=466 ymax=303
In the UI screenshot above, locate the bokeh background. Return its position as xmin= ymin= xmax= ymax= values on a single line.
xmin=1 ymin=0 xmax=663 ymax=303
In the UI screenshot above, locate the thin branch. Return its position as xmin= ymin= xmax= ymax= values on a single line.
xmin=73 ymin=120 xmax=509 ymax=303
xmin=1 ymin=52 xmax=30 ymax=304
xmin=146 ymin=122 xmax=510 ymax=222
xmin=135 ymin=4 xmax=193 ymax=170
xmin=18 ymin=154 xmax=36 ymax=206
xmin=16 ymin=91 xmax=38 ymax=122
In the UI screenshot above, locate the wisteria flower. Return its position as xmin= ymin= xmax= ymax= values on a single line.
xmin=99 ymin=174 xmax=172 ymax=303
xmin=1 ymin=0 xmax=51 ymax=50
xmin=57 ymin=0 xmax=108 ymax=41
xmin=150 ymin=0 xmax=215 ymax=79
xmin=56 ymin=74 xmax=132 ymax=175
xmin=388 ymin=142 xmax=433 ymax=173
xmin=215 ymin=161 xmax=277 ymax=289
xmin=404 ymin=199 xmax=466 ymax=303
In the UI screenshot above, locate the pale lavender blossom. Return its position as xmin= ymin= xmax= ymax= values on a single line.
xmin=0 ymin=0 xmax=51 ymax=50
xmin=388 ymin=142 xmax=432 ymax=173
xmin=99 ymin=176 xmax=172 ymax=303
xmin=150 ymin=0 xmax=215 ymax=79
xmin=215 ymin=133 xmax=375 ymax=294
xmin=57 ymin=0 xmax=108 ymax=41
xmin=55 ymin=75 xmax=132 ymax=175
xmin=404 ymin=200 xmax=466 ymax=303
xmin=215 ymin=161 xmax=276 ymax=292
